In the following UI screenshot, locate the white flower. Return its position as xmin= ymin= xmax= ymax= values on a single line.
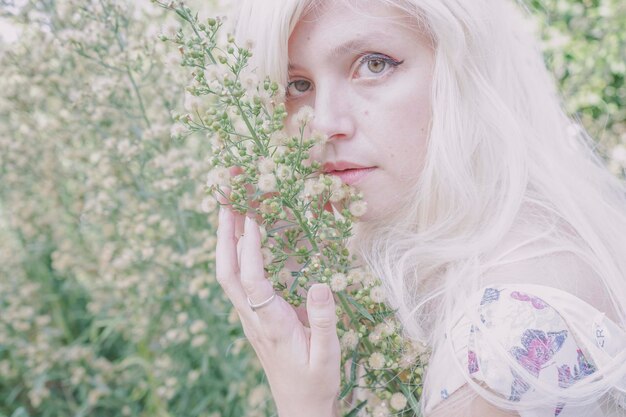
xmin=375 ymin=321 xmax=395 ymax=337
xmin=275 ymin=164 xmax=290 ymax=180
xmin=269 ymin=131 xmax=289 ymax=146
xmin=191 ymin=334 xmax=207 ymax=347
xmin=277 ymin=268 xmax=292 ymax=285
xmin=304 ymin=178 xmax=325 ymax=197
xmin=242 ymin=72 xmax=259 ymax=90
xmin=311 ymin=130 xmax=329 ymax=146
xmin=184 ymin=92 xmax=203 ymax=112
xmin=362 ymin=272 xmax=378 ymax=287
xmin=257 ymin=173 xmax=277 ymax=193
xmin=257 ymin=157 xmax=275 ymax=174
xmin=187 ymin=370 xmax=200 ymax=385
xmin=292 ymin=105 xmax=314 ymax=126
xmin=243 ymin=39 xmax=255 ymax=51
xmin=329 ymin=175 xmax=343 ymax=191
xmin=200 ymin=196 xmax=217 ymax=213
xmin=371 ymin=404 xmax=391 ymax=417
xmin=340 ymin=329 xmax=359 ymax=350
xmin=349 ymin=200 xmax=367 ymax=217
xmin=368 ymin=352 xmax=386 ymax=370
xmin=170 ymin=122 xmax=187 ymax=138
xmin=369 ymin=286 xmax=386 ymax=303
xmin=206 ymin=166 xmax=230 ymax=187
xmin=189 ymin=320 xmax=206 ymax=334
xmin=348 ymin=268 xmax=364 ymax=284
xmin=330 ymin=272 xmax=347 ymax=292
xmin=389 ymin=392 xmax=408 ymax=411
xmin=368 ymin=329 xmax=383 ymax=345
xmin=329 ymin=186 xmax=346 ymax=203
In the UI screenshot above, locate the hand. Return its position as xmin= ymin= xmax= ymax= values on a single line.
xmin=216 ymin=204 xmax=341 ymax=417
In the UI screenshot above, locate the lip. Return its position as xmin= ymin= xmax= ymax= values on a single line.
xmin=323 ymin=161 xmax=369 ymax=171
xmin=330 ymin=168 xmax=376 ymax=185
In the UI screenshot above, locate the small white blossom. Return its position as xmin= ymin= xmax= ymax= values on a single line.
xmin=242 ymin=72 xmax=259 ymax=90
xmin=368 ymin=352 xmax=386 ymax=370
xmin=170 ymin=122 xmax=187 ymax=138
xmin=293 ymin=105 xmax=314 ymax=126
xmin=184 ymin=92 xmax=203 ymax=112
xmin=340 ymin=329 xmax=359 ymax=350
xmin=200 ymin=196 xmax=217 ymax=213
xmin=311 ymin=130 xmax=329 ymax=146
xmin=277 ymin=268 xmax=292 ymax=285
xmin=257 ymin=157 xmax=275 ymax=174
xmin=304 ymin=178 xmax=325 ymax=197
xmin=368 ymin=329 xmax=383 ymax=345
xmin=330 ymin=272 xmax=347 ymax=292
xmin=329 ymin=186 xmax=347 ymax=203
xmin=348 ymin=268 xmax=364 ymax=284
xmin=371 ymin=404 xmax=391 ymax=417
xmin=189 ymin=320 xmax=206 ymax=334
xmin=349 ymin=200 xmax=367 ymax=217
xmin=191 ymin=334 xmax=207 ymax=347
xmin=257 ymin=173 xmax=277 ymax=193
xmin=275 ymin=164 xmax=290 ymax=180
xmin=269 ymin=131 xmax=289 ymax=146
xmin=206 ymin=166 xmax=230 ymax=187
xmin=389 ymin=392 xmax=408 ymax=411
xmin=370 ymin=286 xmax=386 ymax=303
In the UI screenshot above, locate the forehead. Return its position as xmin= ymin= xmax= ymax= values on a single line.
xmin=288 ymin=0 xmax=429 ymax=65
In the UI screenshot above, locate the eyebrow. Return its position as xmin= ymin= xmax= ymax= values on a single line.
xmin=288 ymin=32 xmax=391 ymax=71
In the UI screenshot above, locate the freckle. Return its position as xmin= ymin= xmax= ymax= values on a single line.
xmin=364 ymin=110 xmax=369 ymax=116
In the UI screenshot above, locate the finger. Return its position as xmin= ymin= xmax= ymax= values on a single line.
xmin=307 ymin=284 xmax=340 ymax=370
xmin=215 ymin=186 xmax=244 ymax=238
xmin=216 ymin=206 xmax=255 ymax=322
xmin=239 ymin=216 xmax=281 ymax=318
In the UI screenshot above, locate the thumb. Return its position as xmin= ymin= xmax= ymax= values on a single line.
xmin=307 ymin=283 xmax=340 ymax=369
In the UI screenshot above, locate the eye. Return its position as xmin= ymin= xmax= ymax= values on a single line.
xmin=355 ymin=53 xmax=404 ymax=79
xmin=286 ymin=79 xmax=312 ymax=98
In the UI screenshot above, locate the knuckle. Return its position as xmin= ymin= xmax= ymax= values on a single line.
xmin=240 ymin=277 xmax=257 ymax=295
xmin=311 ymin=316 xmax=336 ymax=330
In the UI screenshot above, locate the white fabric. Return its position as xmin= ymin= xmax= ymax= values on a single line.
xmin=422 ymin=284 xmax=626 ymax=417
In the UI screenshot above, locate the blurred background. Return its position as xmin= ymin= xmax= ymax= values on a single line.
xmin=0 ymin=0 xmax=624 ymax=416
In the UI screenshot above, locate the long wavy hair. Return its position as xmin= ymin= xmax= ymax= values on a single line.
xmin=234 ymin=0 xmax=626 ymax=413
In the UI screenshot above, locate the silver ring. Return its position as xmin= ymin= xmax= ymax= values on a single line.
xmin=247 ymin=292 xmax=276 ymax=312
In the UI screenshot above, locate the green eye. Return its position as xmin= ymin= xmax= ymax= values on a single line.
xmin=286 ymin=79 xmax=311 ymax=97
xmin=367 ymin=59 xmax=386 ymax=74
xmin=357 ymin=53 xmax=404 ymax=78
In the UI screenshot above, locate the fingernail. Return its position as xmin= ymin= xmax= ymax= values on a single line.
xmin=310 ymin=284 xmax=330 ymax=303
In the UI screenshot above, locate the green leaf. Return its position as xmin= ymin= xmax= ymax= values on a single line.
xmin=345 ymin=400 xmax=368 ymax=417
xmin=339 ymin=349 xmax=360 ymax=400
xmin=344 ymin=294 xmax=375 ymax=322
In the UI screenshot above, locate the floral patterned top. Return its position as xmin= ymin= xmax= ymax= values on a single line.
xmin=422 ymin=284 xmax=626 ymax=417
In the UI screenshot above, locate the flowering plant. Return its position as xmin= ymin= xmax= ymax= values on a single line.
xmin=156 ymin=1 xmax=429 ymax=415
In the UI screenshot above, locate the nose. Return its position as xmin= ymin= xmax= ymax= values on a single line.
xmin=309 ymin=83 xmax=356 ymax=163
xmin=309 ymin=81 xmax=356 ymax=142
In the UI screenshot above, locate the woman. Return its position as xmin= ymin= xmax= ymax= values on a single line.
xmin=216 ymin=0 xmax=626 ymax=416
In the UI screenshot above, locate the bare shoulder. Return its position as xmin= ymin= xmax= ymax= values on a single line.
xmin=427 ymin=385 xmax=519 ymax=417
xmin=480 ymin=219 xmax=619 ymax=321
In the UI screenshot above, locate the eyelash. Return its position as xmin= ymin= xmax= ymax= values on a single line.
xmin=286 ymin=53 xmax=404 ymax=98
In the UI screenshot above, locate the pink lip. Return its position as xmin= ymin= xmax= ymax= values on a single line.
xmin=330 ymin=168 xmax=376 ymax=185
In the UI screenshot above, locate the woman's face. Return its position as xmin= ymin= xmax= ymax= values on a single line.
xmin=286 ymin=0 xmax=434 ymax=221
